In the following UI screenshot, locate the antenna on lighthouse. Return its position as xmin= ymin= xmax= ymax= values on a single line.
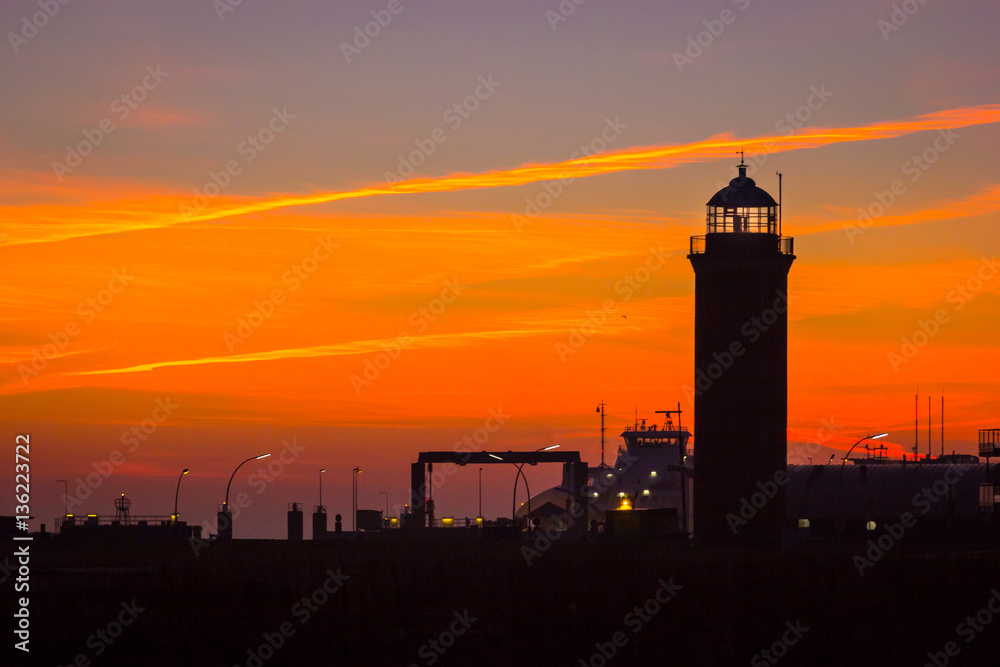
xmin=776 ymin=172 xmax=783 ymax=237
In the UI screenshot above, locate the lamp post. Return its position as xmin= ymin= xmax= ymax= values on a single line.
xmin=378 ymin=491 xmax=388 ymax=527
xmin=319 ymin=468 xmax=326 ymax=513
xmin=525 ymin=446 xmax=559 ymax=523
xmin=841 ymin=433 xmax=889 ymax=465
xmin=172 ymin=468 xmax=189 ymax=524
xmin=221 ymin=453 xmax=270 ymax=539
xmin=493 ymin=445 xmax=559 ymax=531
xmin=55 ymin=479 xmax=68 ymax=519
xmin=226 ymin=454 xmax=271 ymax=509
xmin=478 ymin=467 xmax=483 ymax=520
xmin=352 ymin=467 xmax=362 ymax=531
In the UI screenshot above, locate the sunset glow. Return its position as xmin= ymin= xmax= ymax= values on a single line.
xmin=3 ymin=1 xmax=998 ymax=539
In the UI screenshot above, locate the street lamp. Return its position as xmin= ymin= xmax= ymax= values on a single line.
xmin=224 ymin=453 xmax=271 ymax=513
xmin=478 ymin=467 xmax=483 ymax=520
xmin=352 ymin=467 xmax=362 ymax=531
xmin=495 ymin=445 xmax=559 ymax=531
xmin=841 ymin=433 xmax=889 ymax=465
xmin=378 ymin=491 xmax=388 ymax=527
xmin=172 ymin=468 xmax=189 ymax=524
xmin=55 ymin=479 xmax=68 ymax=518
xmin=318 ymin=468 xmax=326 ymax=513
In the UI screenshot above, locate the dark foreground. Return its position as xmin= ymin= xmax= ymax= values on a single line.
xmin=7 ymin=535 xmax=1000 ymax=666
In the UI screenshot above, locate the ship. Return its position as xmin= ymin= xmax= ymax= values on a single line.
xmin=517 ymin=404 xmax=694 ymax=535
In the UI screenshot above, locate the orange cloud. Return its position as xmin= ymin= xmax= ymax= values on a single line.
xmin=72 ymin=328 xmax=568 ymax=377
xmin=803 ymin=184 xmax=1000 ymax=236
xmin=4 ymin=103 xmax=1000 ymax=246
xmin=177 ymin=104 xmax=1000 ymax=225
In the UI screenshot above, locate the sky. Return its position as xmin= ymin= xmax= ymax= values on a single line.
xmin=2 ymin=0 xmax=998 ymax=538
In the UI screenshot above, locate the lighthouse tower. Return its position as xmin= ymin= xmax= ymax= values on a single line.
xmin=688 ymin=159 xmax=795 ymax=545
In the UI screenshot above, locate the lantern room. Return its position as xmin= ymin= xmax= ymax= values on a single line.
xmin=705 ymin=159 xmax=778 ymax=234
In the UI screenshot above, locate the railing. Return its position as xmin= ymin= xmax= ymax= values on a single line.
xmin=980 ymin=429 xmax=1000 ymax=457
xmin=980 ymin=484 xmax=997 ymax=512
xmin=689 ymin=235 xmax=794 ymax=255
xmin=58 ymin=515 xmax=176 ymax=527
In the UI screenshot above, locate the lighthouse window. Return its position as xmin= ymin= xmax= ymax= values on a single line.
xmin=706 ymin=205 xmax=777 ymax=234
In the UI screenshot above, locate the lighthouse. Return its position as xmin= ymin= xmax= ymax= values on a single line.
xmin=688 ymin=159 xmax=795 ymax=545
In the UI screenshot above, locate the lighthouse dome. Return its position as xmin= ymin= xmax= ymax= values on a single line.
xmin=706 ymin=166 xmax=778 ymax=208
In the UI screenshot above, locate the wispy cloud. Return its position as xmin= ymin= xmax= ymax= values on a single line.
xmin=72 ymin=328 xmax=566 ymax=376
xmin=176 ymin=104 xmax=1000 ymax=224
xmin=4 ymin=104 xmax=999 ymax=246
xmin=802 ymin=183 xmax=1000 ymax=235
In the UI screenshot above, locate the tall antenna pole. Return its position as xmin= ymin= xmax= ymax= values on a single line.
xmin=776 ymin=172 xmax=782 ymax=237
xmin=928 ymin=395 xmax=932 ymax=461
xmin=941 ymin=395 xmax=945 ymax=457
xmin=597 ymin=401 xmax=607 ymax=467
